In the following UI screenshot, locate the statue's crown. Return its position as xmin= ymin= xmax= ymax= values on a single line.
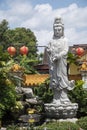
xmin=53 ymin=17 xmax=64 ymax=28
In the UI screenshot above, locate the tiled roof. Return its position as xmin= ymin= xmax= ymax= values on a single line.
xmin=23 ymin=74 xmax=49 ymax=86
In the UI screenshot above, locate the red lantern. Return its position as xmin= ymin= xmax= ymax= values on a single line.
xmin=7 ymin=46 xmax=16 ymax=56
xmin=76 ymin=47 xmax=84 ymax=56
xmin=20 ymin=46 xmax=29 ymax=55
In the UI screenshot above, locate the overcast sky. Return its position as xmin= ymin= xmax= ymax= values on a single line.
xmin=0 ymin=0 xmax=87 ymax=53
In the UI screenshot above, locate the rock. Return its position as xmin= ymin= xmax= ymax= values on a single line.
xmin=22 ymin=87 xmax=34 ymax=98
xmin=26 ymin=98 xmax=38 ymax=104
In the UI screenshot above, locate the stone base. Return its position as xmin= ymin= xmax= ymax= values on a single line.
xmin=45 ymin=118 xmax=78 ymax=124
xmin=45 ymin=103 xmax=78 ymax=119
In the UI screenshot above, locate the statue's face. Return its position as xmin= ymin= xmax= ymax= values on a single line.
xmin=54 ymin=26 xmax=63 ymax=38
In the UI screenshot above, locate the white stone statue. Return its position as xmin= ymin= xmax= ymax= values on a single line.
xmin=46 ymin=17 xmax=75 ymax=105
xmin=45 ymin=17 xmax=78 ymax=119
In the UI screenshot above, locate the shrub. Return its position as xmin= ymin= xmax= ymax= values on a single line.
xmin=68 ymin=80 xmax=87 ymax=117
xmin=0 ymin=46 xmax=19 ymax=122
xmin=37 ymin=121 xmax=80 ymax=130
xmin=33 ymin=78 xmax=53 ymax=103
xmin=0 ymin=61 xmax=17 ymax=119
xmin=76 ymin=116 xmax=87 ymax=130
xmin=7 ymin=124 xmax=19 ymax=130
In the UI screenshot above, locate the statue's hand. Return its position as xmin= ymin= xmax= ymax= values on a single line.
xmin=52 ymin=56 xmax=57 ymax=62
xmin=53 ymin=54 xmax=61 ymax=61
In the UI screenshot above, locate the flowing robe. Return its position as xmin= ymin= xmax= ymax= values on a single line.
xmin=46 ymin=37 xmax=74 ymax=103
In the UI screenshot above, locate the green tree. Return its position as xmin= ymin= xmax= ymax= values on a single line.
xmin=0 ymin=20 xmax=38 ymax=59
xmin=0 ymin=19 xmax=39 ymax=74
xmin=0 ymin=19 xmax=9 ymax=49
xmin=5 ymin=27 xmax=38 ymax=58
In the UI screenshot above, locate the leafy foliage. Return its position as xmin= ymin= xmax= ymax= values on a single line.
xmin=0 ymin=46 xmax=18 ymax=119
xmin=0 ymin=19 xmax=39 ymax=120
xmin=0 ymin=19 xmax=39 ymax=74
xmin=5 ymin=27 xmax=38 ymax=58
xmin=76 ymin=116 xmax=87 ymax=130
xmin=0 ymin=19 xmax=9 ymax=49
xmin=67 ymin=52 xmax=79 ymax=65
xmin=67 ymin=52 xmax=80 ymax=75
xmin=38 ymin=121 xmax=80 ymax=130
xmin=68 ymin=80 xmax=87 ymax=117
xmin=6 ymin=124 xmax=19 ymax=130
xmin=34 ymin=78 xmax=53 ymax=103
xmin=15 ymin=54 xmax=38 ymax=74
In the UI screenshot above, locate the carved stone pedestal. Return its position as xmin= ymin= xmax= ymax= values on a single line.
xmin=45 ymin=103 xmax=78 ymax=119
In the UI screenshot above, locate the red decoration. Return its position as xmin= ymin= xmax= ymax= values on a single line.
xmin=7 ymin=46 xmax=16 ymax=56
xmin=76 ymin=47 xmax=84 ymax=56
xmin=20 ymin=46 xmax=29 ymax=55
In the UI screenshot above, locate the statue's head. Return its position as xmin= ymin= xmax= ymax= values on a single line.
xmin=53 ymin=17 xmax=64 ymax=39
